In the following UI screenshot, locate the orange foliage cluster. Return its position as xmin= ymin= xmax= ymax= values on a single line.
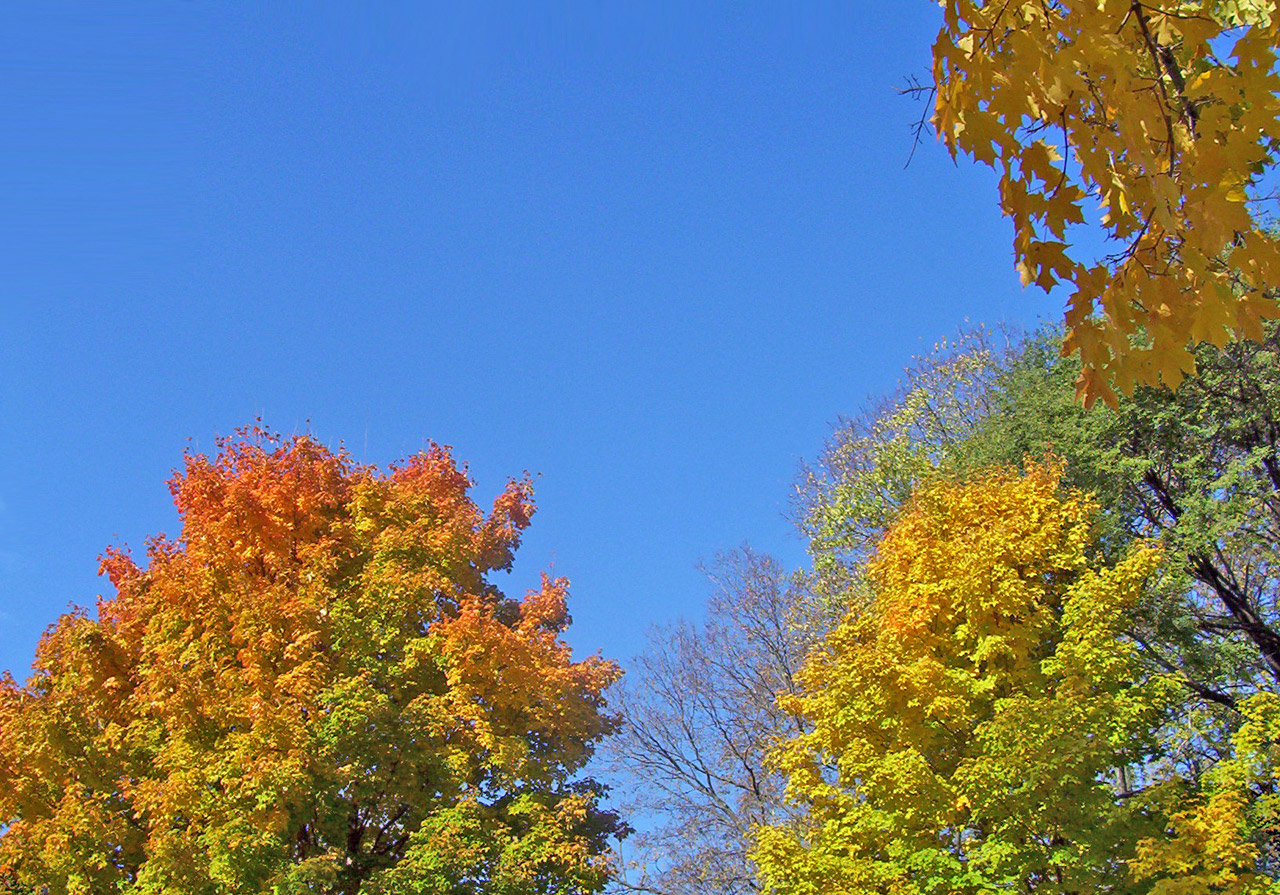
xmin=0 ymin=428 xmax=620 ymax=894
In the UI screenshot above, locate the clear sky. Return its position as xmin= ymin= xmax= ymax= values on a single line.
xmin=0 ymin=2 xmax=1058 ymax=678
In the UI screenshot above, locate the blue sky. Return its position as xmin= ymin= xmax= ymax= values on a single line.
xmin=0 ymin=1 xmax=1057 ymax=678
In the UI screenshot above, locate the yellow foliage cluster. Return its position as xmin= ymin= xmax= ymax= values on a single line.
xmin=1134 ymin=691 xmax=1280 ymax=895
xmin=932 ymin=0 xmax=1280 ymax=405
xmin=755 ymin=462 xmax=1178 ymax=893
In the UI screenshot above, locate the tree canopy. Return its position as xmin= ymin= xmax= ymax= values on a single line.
xmin=756 ymin=462 xmax=1177 ymax=894
xmin=0 ymin=430 xmax=621 ymax=895
xmin=776 ymin=324 xmax=1280 ymax=894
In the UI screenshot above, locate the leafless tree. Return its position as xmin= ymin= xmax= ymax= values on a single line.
xmin=605 ymin=548 xmax=828 ymax=895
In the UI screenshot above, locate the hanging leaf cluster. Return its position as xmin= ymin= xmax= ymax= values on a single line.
xmin=932 ymin=0 xmax=1280 ymax=405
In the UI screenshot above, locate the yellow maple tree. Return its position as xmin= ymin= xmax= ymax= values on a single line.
xmin=754 ymin=462 xmax=1179 ymax=894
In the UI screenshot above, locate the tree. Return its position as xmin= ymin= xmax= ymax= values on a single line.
xmin=0 ymin=429 xmax=622 ymax=895
xmin=606 ymin=549 xmax=824 ymax=895
xmin=1132 ymin=690 xmax=1280 ymax=894
xmin=929 ymin=0 xmax=1280 ymax=405
xmin=755 ymin=462 xmax=1178 ymax=894
xmin=964 ymin=322 xmax=1280 ymax=700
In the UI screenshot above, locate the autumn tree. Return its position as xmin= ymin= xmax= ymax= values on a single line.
xmin=929 ymin=0 xmax=1280 ymax=404
xmin=605 ymin=550 xmax=826 ymax=895
xmin=756 ymin=463 xmax=1178 ymax=894
xmin=0 ymin=429 xmax=622 ymax=895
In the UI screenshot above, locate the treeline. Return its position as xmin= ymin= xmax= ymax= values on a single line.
xmin=4 ymin=0 xmax=1280 ymax=888
xmin=2 ymin=328 xmax=1279 ymax=894
xmin=610 ymin=323 xmax=1280 ymax=895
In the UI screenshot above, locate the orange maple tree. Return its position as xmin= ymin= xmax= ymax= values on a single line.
xmin=0 ymin=429 xmax=621 ymax=895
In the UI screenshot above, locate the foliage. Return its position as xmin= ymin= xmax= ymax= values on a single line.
xmin=0 ymin=429 xmax=621 ymax=895
xmin=1133 ymin=692 xmax=1280 ymax=895
xmin=974 ymin=322 xmax=1280 ymax=698
xmin=755 ymin=463 xmax=1176 ymax=895
xmin=930 ymin=0 xmax=1280 ymax=405
xmin=798 ymin=326 xmax=1018 ymax=573
xmin=606 ymin=549 xmax=819 ymax=895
